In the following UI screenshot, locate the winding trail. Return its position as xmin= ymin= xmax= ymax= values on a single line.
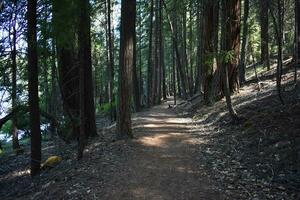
xmin=101 ymin=100 xmax=222 ymax=200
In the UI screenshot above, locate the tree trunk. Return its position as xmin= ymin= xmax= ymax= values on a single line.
xmin=188 ymin=0 xmax=194 ymax=96
xmin=107 ymin=0 xmax=115 ymax=120
xmin=239 ymin=0 xmax=249 ymax=84
xmin=172 ymin=40 xmax=177 ymax=104
xmin=221 ymin=0 xmax=240 ymax=121
xmin=81 ymin=0 xmax=97 ymax=138
xmin=49 ymin=38 xmax=58 ymax=137
xmin=203 ymin=0 xmax=216 ymax=104
xmin=270 ymin=0 xmax=285 ymax=104
xmin=117 ymin=0 xmax=136 ymax=139
xmin=53 ymin=0 xmax=79 ymax=138
xmin=11 ymin=0 xmax=20 ymax=150
xmin=147 ymin=0 xmax=154 ymax=107
xmin=27 ymin=0 xmax=41 ymax=176
xmin=160 ymin=0 xmax=167 ymax=100
xmin=260 ymin=0 xmax=270 ymax=70
xmin=222 ymin=0 xmax=241 ymax=93
xmin=194 ymin=0 xmax=204 ymax=94
xmin=295 ymin=0 xmax=300 ymax=85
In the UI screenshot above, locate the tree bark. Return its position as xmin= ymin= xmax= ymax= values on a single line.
xmin=27 ymin=0 xmax=41 ymax=176
xmin=295 ymin=0 xmax=300 ymax=85
xmin=80 ymin=0 xmax=97 ymax=138
xmin=117 ymin=0 xmax=136 ymax=139
xmin=107 ymin=0 xmax=115 ymax=120
xmin=53 ymin=0 xmax=79 ymax=137
xmin=221 ymin=0 xmax=240 ymax=121
xmin=147 ymin=0 xmax=154 ymax=107
xmin=194 ymin=0 xmax=204 ymax=94
xmin=270 ymin=0 xmax=285 ymax=104
xmin=239 ymin=0 xmax=249 ymax=84
xmin=11 ymin=0 xmax=19 ymax=150
xmin=260 ymin=0 xmax=270 ymax=70
xmin=222 ymin=0 xmax=241 ymax=93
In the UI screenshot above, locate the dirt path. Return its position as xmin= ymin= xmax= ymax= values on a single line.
xmin=99 ymin=100 xmax=222 ymax=200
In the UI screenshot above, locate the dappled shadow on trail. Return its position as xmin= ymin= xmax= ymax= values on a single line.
xmin=99 ymin=102 xmax=222 ymax=200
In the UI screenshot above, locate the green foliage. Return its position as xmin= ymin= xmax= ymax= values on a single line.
xmin=218 ymin=50 xmax=235 ymax=64
xmin=99 ymin=101 xmax=116 ymax=116
xmin=204 ymin=52 xmax=216 ymax=67
xmin=1 ymin=120 xmax=12 ymax=134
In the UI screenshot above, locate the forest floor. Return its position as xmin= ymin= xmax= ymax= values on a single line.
xmin=0 ymin=66 xmax=300 ymax=200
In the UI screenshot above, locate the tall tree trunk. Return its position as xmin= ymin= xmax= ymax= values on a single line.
xmin=194 ymin=0 xmax=204 ymax=94
xmin=77 ymin=0 xmax=96 ymax=159
xmin=41 ymin=4 xmax=49 ymax=114
xmin=260 ymin=0 xmax=270 ymax=70
xmin=152 ymin=0 xmax=159 ymax=104
xmin=132 ymin=0 xmax=140 ymax=111
xmin=27 ymin=0 xmax=41 ymax=176
xmin=270 ymin=0 xmax=285 ymax=104
xmin=222 ymin=0 xmax=241 ymax=92
xmin=160 ymin=0 xmax=167 ymax=100
xmin=239 ymin=0 xmax=249 ymax=84
xmin=138 ymin=2 xmax=144 ymax=105
xmin=188 ymin=0 xmax=194 ymax=96
xmin=221 ymin=0 xmax=240 ymax=121
xmin=53 ymin=0 xmax=79 ymax=139
xmin=203 ymin=0 xmax=216 ymax=104
xmin=172 ymin=41 xmax=177 ymax=104
xmin=117 ymin=0 xmax=136 ymax=139
xmin=295 ymin=0 xmax=300 ymax=85
xmin=147 ymin=0 xmax=154 ymax=107
xmin=49 ymin=38 xmax=58 ymax=137
xmin=107 ymin=0 xmax=115 ymax=120
xmin=11 ymin=0 xmax=19 ymax=150
xmin=80 ymin=0 xmax=97 ymax=138
xmin=133 ymin=28 xmax=141 ymax=111
xmin=182 ymin=5 xmax=191 ymax=97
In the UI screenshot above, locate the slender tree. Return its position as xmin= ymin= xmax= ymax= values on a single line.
xmin=81 ymin=0 xmax=97 ymax=138
xmin=27 ymin=0 xmax=41 ymax=176
xmin=295 ymin=0 xmax=300 ymax=85
xmin=107 ymin=0 xmax=115 ymax=120
xmin=147 ymin=0 xmax=154 ymax=107
xmin=11 ymin=0 xmax=20 ymax=150
xmin=239 ymin=0 xmax=249 ymax=84
xmin=260 ymin=0 xmax=270 ymax=70
xmin=270 ymin=0 xmax=285 ymax=104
